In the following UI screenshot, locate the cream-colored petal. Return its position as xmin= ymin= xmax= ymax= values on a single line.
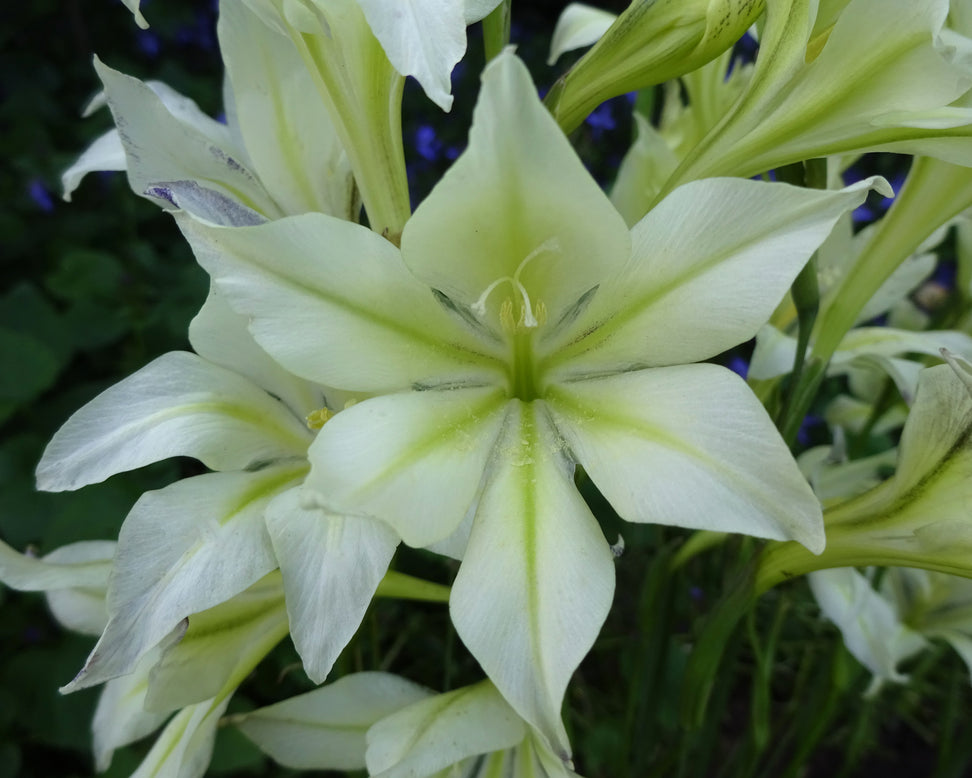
xmin=304 ymin=387 xmax=509 ymax=548
xmin=450 ymin=401 xmax=615 ymax=761
xmin=401 ymin=51 xmax=629 ymax=327
xmin=546 ymin=366 xmax=825 ymax=553
xmin=36 ymin=351 xmax=311 ymax=492
xmin=179 ymin=213 xmax=505 ymax=393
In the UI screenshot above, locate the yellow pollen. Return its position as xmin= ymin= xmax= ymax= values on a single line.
xmin=305 ymin=407 xmax=334 ymax=430
xmin=534 ymin=299 xmax=548 ymax=326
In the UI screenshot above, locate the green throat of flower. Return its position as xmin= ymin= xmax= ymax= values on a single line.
xmin=472 ymin=239 xmax=559 ymax=402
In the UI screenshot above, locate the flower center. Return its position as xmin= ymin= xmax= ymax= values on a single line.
xmin=471 ymin=238 xmax=560 ymax=401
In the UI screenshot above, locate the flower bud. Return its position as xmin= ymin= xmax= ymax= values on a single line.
xmin=546 ymin=0 xmax=764 ymax=133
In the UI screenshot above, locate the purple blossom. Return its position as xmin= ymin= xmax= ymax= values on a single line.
xmin=27 ymin=178 xmax=54 ymax=213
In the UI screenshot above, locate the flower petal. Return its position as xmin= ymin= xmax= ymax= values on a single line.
xmin=179 ymin=213 xmax=505 ymax=393
xmin=130 ymin=696 xmax=231 ymax=778
xmin=93 ymin=648 xmax=170 ymax=772
xmin=548 ymin=3 xmax=616 ymax=65
xmin=809 ymin=568 xmax=927 ymax=684
xmin=0 ymin=538 xmax=112 ymax=592
xmin=61 ymin=129 xmax=126 ymax=201
xmin=265 ymin=488 xmax=399 ymax=683
xmin=365 ymin=680 xmax=526 ymax=778
xmin=62 ymin=465 xmax=301 ymax=693
xmin=121 ymin=0 xmax=148 ymax=28
xmin=144 ymin=573 xmax=288 ymax=712
xmin=36 ymin=351 xmax=311 ymax=492
xmin=401 ymin=51 xmax=630 ymax=325
xmin=355 ymin=0 xmax=469 ymax=111
xmin=545 ymin=366 xmax=825 ymax=553
xmin=93 ymin=57 xmax=280 ymax=218
xmin=304 ymin=386 xmax=509 ymax=547
xmin=188 ymin=286 xmax=325 ymax=420
xmin=218 ymin=1 xmax=356 ymax=218
xmin=544 ymin=176 xmax=886 ymax=377
xmin=450 ymin=401 xmax=615 ymax=761
xmin=235 ymin=672 xmax=431 ymax=771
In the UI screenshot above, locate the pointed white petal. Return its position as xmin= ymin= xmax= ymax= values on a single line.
xmin=61 ymin=129 xmax=126 ymax=201
xmin=356 ymin=0 xmax=467 ymax=110
xmin=178 ymin=213 xmax=505 ymax=393
xmin=366 ymin=680 xmax=526 ymax=778
xmin=36 ymin=351 xmax=311 ymax=492
xmin=62 ymin=465 xmax=302 ymax=692
xmin=121 ymin=0 xmax=149 ymax=28
xmin=546 ymin=366 xmax=825 ymax=553
xmin=548 ymin=3 xmax=617 ymax=64
xmin=0 ymin=539 xmax=112 ymax=592
xmin=234 ymin=672 xmax=431 ymax=770
xmin=546 ymin=177 xmax=887 ymax=377
xmin=0 ymin=540 xmax=114 ymax=636
xmin=305 ymin=387 xmax=508 ymax=547
xmin=451 ymin=401 xmax=615 ymax=761
xmin=265 ymin=488 xmax=398 ymax=683
xmin=401 ymin=51 xmax=630 ymax=325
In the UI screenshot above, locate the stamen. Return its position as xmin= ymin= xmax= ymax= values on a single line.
xmin=470 ymin=237 xmax=562 ymax=329
xmin=534 ymin=299 xmax=548 ymax=326
xmin=305 ymin=407 xmax=334 ymax=430
xmin=499 ymin=297 xmax=516 ymax=333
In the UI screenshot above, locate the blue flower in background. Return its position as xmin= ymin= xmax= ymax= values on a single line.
xmin=414 ymin=124 xmax=443 ymax=162
xmin=27 ymin=178 xmax=54 ymax=213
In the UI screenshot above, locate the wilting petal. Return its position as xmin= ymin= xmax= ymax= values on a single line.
xmin=545 ymin=366 xmax=825 ymax=553
xmin=179 ymin=213 xmax=505 ymax=393
xmin=265 ymin=489 xmax=399 ymax=683
xmin=36 ymin=351 xmax=312 ymax=492
xmin=93 ymin=57 xmax=280 ymax=217
xmin=366 ymin=680 xmax=526 ymax=778
xmin=234 ymin=672 xmax=431 ymax=771
xmin=305 ymin=387 xmax=509 ymax=547
xmin=62 ymin=465 xmax=303 ymax=692
xmin=401 ymin=52 xmax=630 ymax=325
xmin=450 ymin=401 xmax=615 ymax=761
xmin=544 ymin=176 xmax=887 ymax=377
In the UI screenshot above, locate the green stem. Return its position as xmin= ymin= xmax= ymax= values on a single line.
xmin=482 ymin=0 xmax=512 ymax=62
xmin=376 ymin=570 xmax=451 ymax=602
xmin=775 ymin=160 xmax=824 ymax=448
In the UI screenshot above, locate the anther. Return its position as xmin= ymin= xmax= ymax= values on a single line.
xmin=305 ymin=407 xmax=334 ymax=430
